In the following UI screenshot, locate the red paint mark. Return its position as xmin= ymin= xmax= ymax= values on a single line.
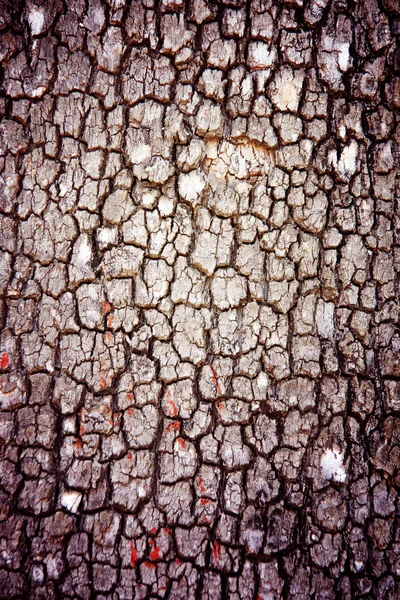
xmin=177 ymin=437 xmax=186 ymax=449
xmin=130 ymin=541 xmax=138 ymax=567
xmin=197 ymin=477 xmax=206 ymax=493
xmin=200 ymin=498 xmax=210 ymax=506
xmin=0 ymin=352 xmax=9 ymax=369
xmin=212 ymin=541 xmax=221 ymax=565
xmin=167 ymin=420 xmax=180 ymax=432
xmin=106 ymin=332 xmax=112 ymax=342
xmin=102 ymin=300 xmax=112 ymax=315
xmin=103 ymin=404 xmax=111 ymax=413
xmin=165 ymin=390 xmax=178 ymax=416
xmin=149 ymin=546 xmax=161 ymax=561
xmin=211 ymin=365 xmax=222 ymax=395
xmin=126 ymin=408 xmax=133 ymax=416
xmin=218 ymin=402 xmax=224 ymax=410
xmin=144 ymin=561 xmax=156 ymax=569
xmin=99 ymin=376 xmax=107 ymax=389
xmin=126 ymin=393 xmax=134 ymax=402
xmin=163 ymin=527 xmax=172 ymax=536
xmin=79 ymin=425 xmax=85 ymax=436
xmin=75 ymin=438 xmax=83 ymax=450
xmin=107 ymin=314 xmax=114 ymax=327
xmin=175 ymin=558 xmax=182 ymax=566
xmin=150 ymin=527 xmax=157 ymax=535
xmin=127 ymin=453 xmax=133 ymax=460
xmin=167 ymin=399 xmax=178 ymax=417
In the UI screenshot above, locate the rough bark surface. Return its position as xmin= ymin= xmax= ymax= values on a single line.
xmin=0 ymin=0 xmax=400 ymax=598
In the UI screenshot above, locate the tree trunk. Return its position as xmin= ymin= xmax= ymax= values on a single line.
xmin=0 ymin=0 xmax=399 ymax=597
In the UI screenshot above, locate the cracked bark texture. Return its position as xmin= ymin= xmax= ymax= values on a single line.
xmin=0 ymin=0 xmax=400 ymax=598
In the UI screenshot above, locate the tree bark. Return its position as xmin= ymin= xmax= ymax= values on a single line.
xmin=0 ymin=0 xmax=399 ymax=597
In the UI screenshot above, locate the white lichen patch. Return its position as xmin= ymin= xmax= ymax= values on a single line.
xmin=247 ymin=41 xmax=277 ymax=70
xmin=61 ymin=490 xmax=82 ymax=513
xmin=338 ymin=42 xmax=351 ymax=72
xmin=320 ymin=447 xmax=346 ymax=483
xmin=28 ymin=9 xmax=45 ymax=36
xmin=337 ymin=140 xmax=358 ymax=179
xmin=178 ymin=169 xmax=207 ymax=206
xmin=77 ymin=235 xmax=92 ymax=263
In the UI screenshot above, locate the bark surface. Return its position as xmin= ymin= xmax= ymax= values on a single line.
xmin=0 ymin=0 xmax=400 ymax=598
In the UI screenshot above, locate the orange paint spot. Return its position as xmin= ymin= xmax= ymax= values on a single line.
xmin=167 ymin=399 xmax=178 ymax=417
xmin=0 ymin=352 xmax=9 ymax=369
xmin=218 ymin=402 xmax=224 ymax=410
xmin=130 ymin=541 xmax=138 ymax=567
xmin=126 ymin=408 xmax=133 ymax=416
xmin=212 ymin=541 xmax=221 ymax=565
xmin=126 ymin=393 xmax=134 ymax=402
xmin=167 ymin=421 xmax=180 ymax=432
xmin=197 ymin=477 xmax=206 ymax=493
xmin=106 ymin=332 xmax=112 ymax=342
xmin=107 ymin=314 xmax=114 ymax=327
xmin=75 ymin=438 xmax=83 ymax=450
xmin=102 ymin=300 xmax=112 ymax=315
xmin=79 ymin=425 xmax=85 ymax=436
xmin=149 ymin=546 xmax=161 ymax=561
xmin=127 ymin=453 xmax=133 ymax=460
xmin=177 ymin=437 xmax=186 ymax=449
xmin=99 ymin=376 xmax=107 ymax=389
xmin=211 ymin=365 xmax=222 ymax=395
